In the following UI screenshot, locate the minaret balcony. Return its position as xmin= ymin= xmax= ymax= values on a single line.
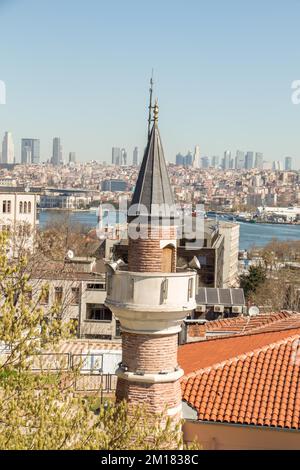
xmin=105 ymin=270 xmax=197 ymax=335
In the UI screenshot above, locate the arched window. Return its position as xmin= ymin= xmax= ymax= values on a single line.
xmin=161 ymin=244 xmax=175 ymax=273
xmin=24 ymin=202 xmax=27 ymax=214
xmin=28 ymin=201 xmax=31 ymax=213
xmin=19 ymin=201 xmax=23 ymax=213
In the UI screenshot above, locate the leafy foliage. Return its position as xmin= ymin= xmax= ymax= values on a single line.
xmin=0 ymin=232 xmax=196 ymax=450
xmin=239 ymin=265 xmax=267 ymax=300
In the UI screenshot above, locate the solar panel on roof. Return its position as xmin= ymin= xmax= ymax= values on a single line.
xmin=231 ymin=289 xmax=245 ymax=306
xmin=196 ymin=288 xmax=207 ymax=304
xmin=207 ymin=288 xmax=219 ymax=304
xmin=219 ymin=289 xmax=232 ymax=305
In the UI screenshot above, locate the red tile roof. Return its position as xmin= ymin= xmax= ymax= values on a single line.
xmin=247 ymin=313 xmax=300 ymax=334
xmin=181 ymin=334 xmax=300 ymax=429
xmin=179 ymin=327 xmax=300 ymax=375
xmin=188 ymin=311 xmax=296 ymax=340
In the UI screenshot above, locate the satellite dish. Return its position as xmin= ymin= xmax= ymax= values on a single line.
xmin=188 ymin=256 xmax=201 ymax=270
xmin=67 ymin=250 xmax=74 ymax=260
xmin=248 ymin=306 xmax=260 ymax=317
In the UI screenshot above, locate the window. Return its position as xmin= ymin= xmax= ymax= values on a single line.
xmin=28 ymin=201 xmax=32 ymax=213
xmin=86 ymin=283 xmax=105 ymax=290
xmin=161 ymin=278 xmax=168 ymax=303
xmin=84 ymin=334 xmax=112 ymax=340
xmin=115 ymin=320 xmax=121 ymax=338
xmin=86 ymin=304 xmax=112 ymax=322
xmin=71 ymin=287 xmax=80 ymax=305
xmin=19 ymin=201 xmax=23 ymax=213
xmin=18 ymin=224 xmax=31 ymax=237
xmin=3 ymin=200 xmax=11 ymax=214
xmin=188 ymin=278 xmax=194 ymax=300
xmin=2 ymin=225 xmax=10 ymax=233
xmin=24 ymin=202 xmax=27 ymax=214
xmin=39 ymin=288 xmax=49 ymax=305
xmin=54 ymin=286 xmax=63 ymax=304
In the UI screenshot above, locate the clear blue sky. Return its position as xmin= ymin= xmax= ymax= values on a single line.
xmin=1 ymin=0 xmax=300 ymax=166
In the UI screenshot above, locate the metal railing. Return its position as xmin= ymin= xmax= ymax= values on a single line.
xmin=1 ymin=351 xmax=118 ymax=395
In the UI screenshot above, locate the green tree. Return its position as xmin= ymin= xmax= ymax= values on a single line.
xmin=239 ymin=265 xmax=267 ymax=300
xmin=0 ymin=232 xmax=196 ymax=450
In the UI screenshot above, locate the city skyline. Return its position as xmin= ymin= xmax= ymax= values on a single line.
xmin=0 ymin=1 xmax=300 ymax=164
xmin=0 ymin=129 xmax=297 ymax=170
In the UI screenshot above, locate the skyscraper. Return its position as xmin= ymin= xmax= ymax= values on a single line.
xmin=185 ymin=151 xmax=193 ymax=167
xmin=176 ymin=153 xmax=184 ymax=166
xmin=69 ymin=152 xmax=76 ymax=164
xmin=133 ymin=147 xmax=139 ymax=166
xmin=222 ymin=150 xmax=231 ymax=170
xmin=255 ymin=152 xmax=263 ymax=169
xmin=285 ymin=156 xmax=292 ymax=171
xmin=2 ymin=132 xmax=14 ymax=164
xmin=235 ymin=150 xmax=245 ymax=170
xmin=245 ymin=151 xmax=254 ymax=169
xmin=52 ymin=138 xmax=63 ymax=165
xmin=120 ymin=148 xmax=127 ymax=166
xmin=193 ymin=145 xmax=200 ymax=168
xmin=211 ymin=156 xmax=220 ymax=168
xmin=21 ymin=139 xmax=40 ymax=164
xmin=273 ymin=160 xmax=282 ymax=171
xmin=111 ymin=147 xmax=120 ymax=165
xmin=201 ymin=156 xmax=210 ymax=168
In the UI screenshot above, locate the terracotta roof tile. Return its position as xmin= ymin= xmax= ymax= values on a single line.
xmin=179 ymin=327 xmax=300 ymax=374
xmin=189 ymin=312 xmax=300 ymax=340
xmin=181 ymin=334 xmax=300 ymax=430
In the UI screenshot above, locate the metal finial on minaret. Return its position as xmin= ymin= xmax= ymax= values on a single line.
xmin=153 ymin=99 xmax=159 ymax=124
xmin=147 ymin=72 xmax=154 ymax=140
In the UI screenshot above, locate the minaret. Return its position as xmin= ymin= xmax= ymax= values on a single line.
xmin=105 ymin=96 xmax=196 ymax=425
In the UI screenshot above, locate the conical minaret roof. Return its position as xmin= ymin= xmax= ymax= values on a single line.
xmin=128 ymin=103 xmax=176 ymax=221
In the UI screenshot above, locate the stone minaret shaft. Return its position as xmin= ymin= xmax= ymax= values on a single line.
xmin=106 ymin=102 xmax=196 ymax=421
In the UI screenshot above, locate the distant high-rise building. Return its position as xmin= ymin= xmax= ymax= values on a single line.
xmin=176 ymin=153 xmax=184 ymax=166
xmin=185 ymin=151 xmax=193 ymax=167
xmin=201 ymin=156 xmax=210 ymax=169
xmin=193 ymin=145 xmax=200 ymax=168
xmin=2 ymin=132 xmax=14 ymax=164
xmin=235 ymin=150 xmax=245 ymax=170
xmin=21 ymin=139 xmax=40 ymax=164
xmin=52 ymin=138 xmax=63 ymax=165
xmin=222 ymin=150 xmax=231 ymax=170
xmin=121 ymin=148 xmax=127 ymax=166
xmin=101 ymin=179 xmax=128 ymax=192
xmin=133 ymin=147 xmax=139 ymax=166
xmin=272 ymin=160 xmax=282 ymax=171
xmin=245 ymin=152 xmax=254 ymax=170
xmin=112 ymin=147 xmax=121 ymax=165
xmin=285 ymin=156 xmax=292 ymax=171
xmin=211 ymin=156 xmax=220 ymax=168
xmin=69 ymin=152 xmax=76 ymax=164
xmin=255 ymin=152 xmax=263 ymax=169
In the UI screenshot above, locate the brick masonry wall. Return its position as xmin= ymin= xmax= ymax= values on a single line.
xmin=116 ymin=377 xmax=182 ymax=415
xmin=187 ymin=324 xmax=206 ymax=338
xmin=128 ymin=224 xmax=177 ymax=272
xmin=122 ymin=332 xmax=178 ymax=373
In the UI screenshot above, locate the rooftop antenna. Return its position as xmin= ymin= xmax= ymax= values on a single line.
xmin=147 ymin=71 xmax=154 ymax=140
